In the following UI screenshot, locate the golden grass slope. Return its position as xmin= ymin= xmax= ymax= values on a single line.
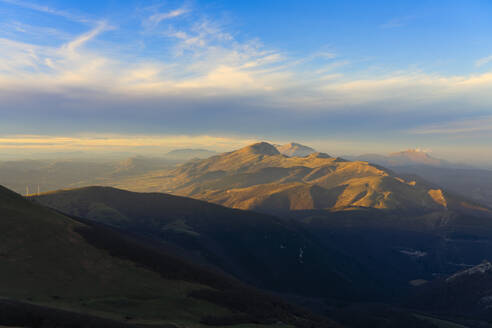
xmin=112 ymin=142 xmax=485 ymax=212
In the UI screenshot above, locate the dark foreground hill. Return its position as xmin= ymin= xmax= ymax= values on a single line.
xmin=32 ymin=185 xmax=492 ymax=326
xmin=0 ymin=184 xmax=338 ymax=328
xmin=35 ymin=185 xmax=492 ymax=300
xmin=34 ymin=186 xmax=379 ymax=301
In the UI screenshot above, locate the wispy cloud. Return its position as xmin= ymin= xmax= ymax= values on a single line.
xmin=144 ymin=7 xmax=189 ymax=29
xmin=410 ymin=116 xmax=492 ymax=135
xmin=63 ymin=21 xmax=110 ymax=53
xmin=0 ymin=0 xmax=94 ymax=23
xmin=0 ymin=134 xmax=259 ymax=152
xmin=380 ymin=16 xmax=415 ymax=29
xmin=0 ymin=20 xmax=72 ymax=40
xmin=476 ymin=55 xmax=492 ymax=67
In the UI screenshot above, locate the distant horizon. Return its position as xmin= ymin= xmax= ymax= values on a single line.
xmin=0 ymin=137 xmax=489 ymax=169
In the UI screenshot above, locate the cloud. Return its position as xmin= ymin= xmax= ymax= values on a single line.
xmin=410 ymin=116 xmax=492 ymax=135
xmin=1 ymin=0 xmax=492 ymax=160
xmin=380 ymin=16 xmax=415 ymax=29
xmin=0 ymin=134 xmax=260 ymax=153
xmin=3 ymin=22 xmax=492 ymax=113
xmin=0 ymin=0 xmax=94 ymax=23
xmin=64 ymin=22 xmax=110 ymax=53
xmin=145 ymin=7 xmax=188 ymax=28
xmin=476 ymin=55 xmax=492 ymax=67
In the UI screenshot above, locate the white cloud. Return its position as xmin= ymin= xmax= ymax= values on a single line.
xmin=3 ymin=21 xmax=492 ymax=115
xmin=1 ymin=1 xmax=492 ymax=134
xmin=63 ymin=22 xmax=110 ymax=53
xmin=476 ymin=55 xmax=492 ymax=67
xmin=145 ymin=7 xmax=188 ymax=28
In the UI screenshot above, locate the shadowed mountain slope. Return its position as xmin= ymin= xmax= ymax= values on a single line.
xmin=0 ymin=184 xmax=338 ymax=328
xmin=110 ymin=142 xmax=489 ymax=214
xmin=32 ymin=186 xmax=492 ymax=327
xmin=34 ymin=186 xmax=379 ymax=301
xmin=411 ymin=260 xmax=492 ymax=321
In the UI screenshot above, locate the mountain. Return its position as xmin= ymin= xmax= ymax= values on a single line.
xmin=387 ymin=149 xmax=447 ymax=167
xmin=412 ymin=260 xmax=492 ymax=321
xmin=99 ymin=142 xmax=492 ymax=300
xmin=352 ymin=149 xmax=455 ymax=168
xmin=34 ymin=186 xmax=379 ymax=301
xmin=32 ymin=188 xmax=492 ymax=327
xmin=393 ymin=166 xmax=492 ymax=209
xmin=0 ymin=184 xmax=336 ymax=327
xmin=275 ymin=142 xmax=317 ymax=157
xmin=349 ymin=151 xmax=492 ymax=208
xmin=165 ymin=148 xmax=218 ymax=160
xmin=111 ymin=142 xmax=488 ymax=214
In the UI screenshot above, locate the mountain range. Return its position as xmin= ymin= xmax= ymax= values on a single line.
xmin=4 ymin=141 xmax=492 ymax=327
xmin=2 ymin=143 xmax=491 ymax=210
xmin=110 ymin=142 xmax=488 ymax=215
xmin=349 ymin=150 xmax=492 ymax=208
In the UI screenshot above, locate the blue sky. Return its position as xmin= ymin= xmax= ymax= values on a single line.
xmin=0 ymin=0 xmax=492 ymax=164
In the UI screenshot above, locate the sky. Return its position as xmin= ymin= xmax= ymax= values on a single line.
xmin=1 ymin=0 xmax=492 ymax=165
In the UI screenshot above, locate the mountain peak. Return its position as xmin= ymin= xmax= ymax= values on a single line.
xmin=391 ymin=149 xmax=432 ymax=158
xmin=275 ymin=142 xmax=317 ymax=157
xmin=386 ymin=149 xmax=444 ymax=166
xmin=239 ymin=142 xmax=281 ymax=156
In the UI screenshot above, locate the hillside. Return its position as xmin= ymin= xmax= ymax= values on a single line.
xmin=411 ymin=260 xmax=492 ymax=321
xmin=34 ymin=186 xmax=378 ymax=300
xmin=0 ymin=184 xmax=336 ymax=328
xmin=393 ymin=165 xmax=492 ymax=208
xmin=349 ymin=151 xmax=492 ymax=208
xmin=111 ymin=142 xmax=488 ymax=214
xmin=33 ymin=186 xmax=492 ymax=327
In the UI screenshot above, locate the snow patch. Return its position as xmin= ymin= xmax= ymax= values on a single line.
xmin=446 ymin=260 xmax=492 ymax=283
xmin=400 ymin=249 xmax=427 ymax=258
